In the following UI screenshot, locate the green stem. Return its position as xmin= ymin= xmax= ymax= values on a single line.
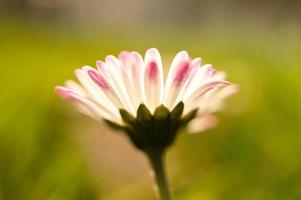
xmin=147 ymin=148 xmax=172 ymax=200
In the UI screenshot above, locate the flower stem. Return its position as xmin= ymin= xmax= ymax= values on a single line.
xmin=147 ymin=148 xmax=172 ymax=200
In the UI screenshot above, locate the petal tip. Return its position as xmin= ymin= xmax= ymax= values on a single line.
xmin=54 ymin=86 xmax=72 ymax=99
xmin=145 ymin=48 xmax=161 ymax=59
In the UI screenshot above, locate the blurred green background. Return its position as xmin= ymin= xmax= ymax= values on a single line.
xmin=1 ymin=0 xmax=301 ymax=199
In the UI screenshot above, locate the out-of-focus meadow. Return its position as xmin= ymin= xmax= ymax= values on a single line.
xmin=1 ymin=0 xmax=301 ymax=199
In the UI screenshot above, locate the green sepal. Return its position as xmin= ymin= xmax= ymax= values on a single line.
xmin=181 ymin=109 xmax=198 ymax=126
xmin=171 ymin=101 xmax=184 ymax=121
xmin=103 ymin=119 xmax=124 ymax=131
xmin=119 ymin=109 xmax=136 ymax=126
xmin=153 ymin=105 xmax=173 ymax=145
xmin=105 ymin=103 xmax=198 ymax=152
xmin=137 ymin=104 xmax=153 ymax=122
xmin=154 ymin=105 xmax=170 ymax=121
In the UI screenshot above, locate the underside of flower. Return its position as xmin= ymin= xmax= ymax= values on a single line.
xmin=104 ymin=102 xmax=196 ymax=151
xmin=55 ymin=48 xmax=237 ymax=142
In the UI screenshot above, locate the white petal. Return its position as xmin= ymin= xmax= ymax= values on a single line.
xmin=172 ymin=57 xmax=202 ymax=108
xmin=163 ymin=51 xmax=190 ymax=109
xmin=75 ymin=67 xmax=120 ymax=119
xmin=84 ymin=67 xmax=127 ymax=110
xmin=212 ymin=71 xmax=227 ymax=81
xmin=197 ymin=84 xmax=238 ymax=114
xmin=187 ymin=115 xmax=217 ymax=133
xmin=119 ymin=51 xmax=144 ymax=110
xmin=55 ymin=86 xmax=120 ymax=123
xmin=183 ymin=81 xmax=231 ymax=114
xmin=182 ymin=64 xmax=216 ymax=101
xmin=143 ymin=48 xmax=164 ymax=113
xmin=64 ymin=80 xmax=94 ymax=117
xmin=97 ymin=56 xmax=135 ymax=114
xmin=65 ymin=80 xmax=87 ymax=94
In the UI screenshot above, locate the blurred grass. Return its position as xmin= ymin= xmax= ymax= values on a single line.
xmin=0 ymin=17 xmax=301 ymax=199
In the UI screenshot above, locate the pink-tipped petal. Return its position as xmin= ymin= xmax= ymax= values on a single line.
xmin=97 ymin=57 xmax=135 ymax=114
xmin=87 ymin=69 xmax=110 ymax=91
xmin=164 ymin=51 xmax=189 ymax=88
xmin=194 ymin=81 xmax=231 ymax=100
xmin=182 ymin=64 xmax=218 ymax=101
xmin=96 ymin=60 xmax=106 ymax=75
xmin=55 ymin=49 xmax=236 ymax=129
xmin=163 ymin=61 xmax=192 ymax=109
xmin=212 ymin=71 xmax=227 ymax=81
xmin=75 ymin=68 xmax=121 ymax=118
xmin=64 ymin=80 xmax=87 ymax=95
xmin=146 ymin=61 xmax=159 ymax=82
xmin=173 ymin=57 xmax=201 ymax=106
xmin=55 ymin=86 xmax=76 ymax=101
xmin=119 ymin=51 xmax=144 ymax=109
xmin=163 ymin=58 xmax=201 ymax=110
xmin=143 ymin=48 xmax=164 ymax=112
xmin=118 ymin=51 xmax=130 ymax=60
xmin=55 ymin=85 xmax=118 ymax=122
xmin=171 ymin=51 xmax=189 ymax=66
xmin=187 ymin=115 xmax=218 ymax=133
xmin=84 ymin=68 xmax=126 ymax=110
xmin=172 ymin=61 xmax=190 ymax=87
xmin=105 ymin=55 xmax=121 ymax=68
xmin=199 ymin=84 xmax=238 ymax=113
xmin=184 ymin=81 xmax=231 ymax=114
xmin=163 ymin=50 xmax=191 ymax=109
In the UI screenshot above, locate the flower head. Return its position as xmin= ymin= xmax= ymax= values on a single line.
xmin=55 ymin=48 xmax=237 ymax=150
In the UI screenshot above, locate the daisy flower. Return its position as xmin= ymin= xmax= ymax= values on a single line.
xmin=55 ymin=48 xmax=237 ymax=200
xmin=55 ymin=48 xmax=236 ymax=133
